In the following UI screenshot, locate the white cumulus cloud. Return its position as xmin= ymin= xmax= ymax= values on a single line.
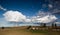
xmin=25 ymin=19 xmax=31 ymax=22
xmin=31 ymin=10 xmax=57 ymax=23
xmin=3 ymin=10 xmax=26 ymax=22
xmin=35 ymin=15 xmax=57 ymax=23
xmin=3 ymin=10 xmax=58 ymax=24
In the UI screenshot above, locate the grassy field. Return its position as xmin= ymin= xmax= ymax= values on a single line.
xmin=0 ymin=27 xmax=60 ymax=35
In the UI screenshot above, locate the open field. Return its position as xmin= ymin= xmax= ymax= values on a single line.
xmin=0 ymin=26 xmax=60 ymax=35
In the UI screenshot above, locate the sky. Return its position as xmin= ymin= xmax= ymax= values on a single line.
xmin=0 ymin=0 xmax=60 ymax=27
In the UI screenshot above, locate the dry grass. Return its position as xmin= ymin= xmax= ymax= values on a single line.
xmin=0 ymin=27 xmax=60 ymax=35
xmin=0 ymin=27 xmax=45 ymax=35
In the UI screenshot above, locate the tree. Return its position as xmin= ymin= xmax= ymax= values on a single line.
xmin=27 ymin=26 xmax=31 ymax=29
xmin=43 ymin=23 xmax=46 ymax=27
xmin=52 ymin=23 xmax=54 ymax=27
xmin=54 ymin=23 xmax=57 ymax=28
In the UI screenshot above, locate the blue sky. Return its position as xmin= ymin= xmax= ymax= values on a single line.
xmin=0 ymin=0 xmax=60 ymax=27
xmin=0 ymin=0 xmax=42 ymax=17
xmin=0 ymin=0 xmax=60 ymax=17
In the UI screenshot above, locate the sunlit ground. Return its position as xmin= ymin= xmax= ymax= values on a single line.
xmin=0 ymin=27 xmax=60 ymax=35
